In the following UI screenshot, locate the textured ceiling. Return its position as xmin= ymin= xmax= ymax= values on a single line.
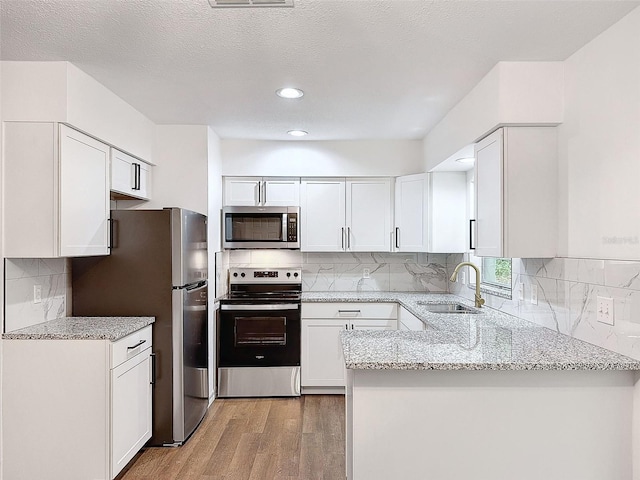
xmin=1 ymin=0 xmax=638 ymax=140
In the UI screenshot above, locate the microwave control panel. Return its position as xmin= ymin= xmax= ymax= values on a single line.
xmin=287 ymin=214 xmax=298 ymax=242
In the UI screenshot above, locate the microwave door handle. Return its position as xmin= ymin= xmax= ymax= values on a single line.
xmin=282 ymin=214 xmax=287 ymax=242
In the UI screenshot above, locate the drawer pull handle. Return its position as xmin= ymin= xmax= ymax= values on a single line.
xmin=338 ymin=309 xmax=361 ymax=313
xmin=127 ymin=339 xmax=147 ymax=350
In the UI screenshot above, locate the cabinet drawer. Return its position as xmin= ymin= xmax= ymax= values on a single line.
xmin=302 ymin=302 xmax=397 ymax=319
xmin=111 ymin=325 xmax=153 ymax=369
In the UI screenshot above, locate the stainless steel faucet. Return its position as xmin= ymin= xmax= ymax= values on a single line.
xmin=450 ymin=261 xmax=485 ymax=308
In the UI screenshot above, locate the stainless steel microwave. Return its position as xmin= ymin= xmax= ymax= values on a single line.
xmin=222 ymin=206 xmax=300 ymax=249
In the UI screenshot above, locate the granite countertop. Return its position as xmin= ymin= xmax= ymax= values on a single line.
xmin=2 ymin=317 xmax=155 ymax=341
xmin=302 ymin=292 xmax=640 ymax=371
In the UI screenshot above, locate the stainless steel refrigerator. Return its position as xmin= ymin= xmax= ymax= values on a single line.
xmin=72 ymin=208 xmax=208 ymax=446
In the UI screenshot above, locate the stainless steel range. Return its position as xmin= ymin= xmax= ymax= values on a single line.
xmin=218 ymin=267 xmax=302 ymax=398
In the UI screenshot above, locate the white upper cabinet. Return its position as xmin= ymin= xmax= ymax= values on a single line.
xmin=111 ymin=149 xmax=152 ymax=201
xmin=300 ymin=179 xmax=346 ymax=251
xmin=301 ymin=178 xmax=392 ymax=252
xmin=4 ymin=122 xmax=111 ymax=258
xmin=428 ymin=172 xmax=467 ymax=253
xmin=394 ymin=174 xmax=428 ymax=252
xmin=223 ymin=177 xmax=300 ymax=206
xmin=346 ymin=178 xmax=392 ymax=252
xmin=474 ymin=127 xmax=558 ymax=258
xmin=394 ymin=172 xmax=467 ymax=253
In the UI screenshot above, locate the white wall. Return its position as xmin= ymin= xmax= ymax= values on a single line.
xmin=133 ymin=125 xmax=209 ymax=215
xmin=66 ymin=63 xmax=155 ymax=161
xmin=208 ymin=128 xmax=223 ymax=252
xmin=1 ymin=61 xmax=155 ymax=161
xmin=423 ymin=62 xmax=564 ymax=171
xmin=560 ymin=6 xmax=640 ymax=260
xmin=206 ymin=126 xmax=222 ymax=401
xmin=221 ymin=139 xmax=424 ymax=177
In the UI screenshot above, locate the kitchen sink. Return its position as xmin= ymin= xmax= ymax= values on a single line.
xmin=417 ymin=302 xmax=480 ymax=314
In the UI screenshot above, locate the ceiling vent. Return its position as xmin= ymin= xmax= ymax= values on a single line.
xmin=208 ymin=0 xmax=294 ymax=7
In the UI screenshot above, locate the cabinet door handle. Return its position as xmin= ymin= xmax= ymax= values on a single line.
xmin=262 ymin=181 xmax=267 ymax=204
xmin=257 ymin=182 xmax=262 ymax=205
xmin=469 ymin=219 xmax=476 ymax=250
xmin=347 ymin=227 xmax=351 ymax=249
xmin=345 ymin=324 xmax=349 ymax=330
xmin=127 ymin=339 xmax=147 ymax=350
xmin=395 ymin=227 xmax=400 ymax=249
xmin=133 ymin=164 xmax=138 ymax=190
xmin=136 ymin=163 xmax=141 ymax=190
xmin=132 ymin=163 xmax=140 ymax=190
xmin=107 ymin=218 xmax=113 ymax=249
xmin=341 ymin=227 xmax=345 ymax=250
xmin=150 ymin=352 xmax=156 ymax=385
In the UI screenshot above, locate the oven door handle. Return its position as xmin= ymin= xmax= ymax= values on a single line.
xmin=220 ymin=304 xmax=300 ymax=311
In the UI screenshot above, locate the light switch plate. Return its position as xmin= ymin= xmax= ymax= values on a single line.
xmin=597 ymin=296 xmax=614 ymax=325
xmin=363 ymin=268 xmax=370 ymax=279
xmin=530 ymin=284 xmax=538 ymax=305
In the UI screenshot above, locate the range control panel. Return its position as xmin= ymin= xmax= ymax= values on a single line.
xmin=229 ymin=267 xmax=301 ymax=284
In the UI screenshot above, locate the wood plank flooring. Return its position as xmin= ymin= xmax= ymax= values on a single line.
xmin=119 ymin=395 xmax=346 ymax=480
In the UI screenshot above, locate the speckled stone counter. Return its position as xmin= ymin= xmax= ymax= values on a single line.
xmin=302 ymin=292 xmax=640 ymax=371
xmin=2 ymin=316 xmax=155 ymax=341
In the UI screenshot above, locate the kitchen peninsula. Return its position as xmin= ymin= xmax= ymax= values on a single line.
xmin=304 ymin=293 xmax=640 ymax=480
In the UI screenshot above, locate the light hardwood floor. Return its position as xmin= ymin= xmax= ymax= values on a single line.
xmin=119 ymin=395 xmax=346 ymax=480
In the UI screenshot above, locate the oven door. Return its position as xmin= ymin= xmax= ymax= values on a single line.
xmin=219 ymin=303 xmax=301 ymax=367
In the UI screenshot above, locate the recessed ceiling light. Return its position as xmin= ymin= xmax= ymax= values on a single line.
xmin=287 ymin=130 xmax=308 ymax=137
xmin=456 ymin=157 xmax=475 ymax=164
xmin=276 ymin=88 xmax=304 ymax=99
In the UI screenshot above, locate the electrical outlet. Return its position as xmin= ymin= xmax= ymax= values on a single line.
xmin=530 ymin=284 xmax=538 ymax=305
xmin=363 ymin=268 xmax=370 ymax=279
xmin=597 ymin=296 xmax=615 ymax=326
xmin=518 ymin=282 xmax=524 ymax=301
xmin=33 ymin=285 xmax=42 ymax=304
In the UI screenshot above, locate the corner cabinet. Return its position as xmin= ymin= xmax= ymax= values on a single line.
xmin=301 ymin=303 xmax=397 ymax=391
xmin=3 ymin=122 xmax=111 ymax=257
xmin=300 ymin=178 xmax=392 ymax=252
xmin=394 ymin=172 xmax=467 ymax=253
xmin=2 ymin=325 xmax=153 ymax=480
xmin=111 ymin=148 xmax=152 ymax=200
xmin=474 ymin=127 xmax=557 ymax=258
xmin=223 ymin=176 xmax=300 ymax=206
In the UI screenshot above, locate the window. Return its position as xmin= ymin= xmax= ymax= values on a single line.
xmin=481 ymin=257 xmax=512 ymax=290
xmin=467 ymin=253 xmax=512 ymax=298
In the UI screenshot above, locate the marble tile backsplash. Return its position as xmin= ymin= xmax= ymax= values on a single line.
xmin=4 ymin=258 xmax=71 ymax=332
xmin=449 ymin=255 xmax=640 ymax=361
xmin=225 ymin=250 xmax=450 ymax=293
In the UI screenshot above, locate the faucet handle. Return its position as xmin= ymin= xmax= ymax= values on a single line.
xmin=475 ymin=295 xmax=485 ymax=308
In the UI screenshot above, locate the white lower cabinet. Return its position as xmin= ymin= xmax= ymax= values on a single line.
xmin=398 ymin=306 xmax=425 ymax=331
xmin=301 ymin=303 xmax=397 ymax=390
xmin=111 ymin=342 xmax=153 ymax=476
xmin=2 ymin=325 xmax=153 ymax=480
